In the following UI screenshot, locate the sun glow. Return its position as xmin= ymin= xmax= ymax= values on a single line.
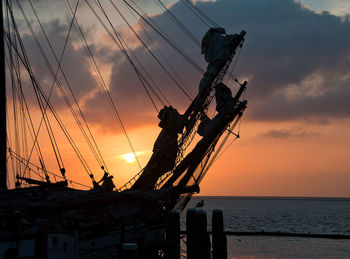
xmin=116 ymin=150 xmax=151 ymax=164
xmin=123 ymin=153 xmax=136 ymax=163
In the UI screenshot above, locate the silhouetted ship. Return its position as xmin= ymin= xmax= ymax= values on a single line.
xmin=0 ymin=1 xmax=247 ymax=257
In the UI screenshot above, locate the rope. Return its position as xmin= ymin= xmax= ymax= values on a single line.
xmin=110 ymin=1 xmax=171 ymax=105
xmin=15 ymin=0 xmax=66 ymax=177
xmin=225 ymin=43 xmax=244 ymax=85
xmin=92 ymin=0 xmax=166 ymax=109
xmin=4 ymin=31 xmax=95 ymax=178
xmin=202 ymin=113 xmax=243 ymax=176
xmin=70 ymin=0 xmax=143 ymax=169
xmin=28 ymin=0 xmax=111 ymax=175
xmin=182 ymin=0 xmax=219 ymax=28
xmin=181 ymin=0 xmax=211 ymax=28
xmin=124 ymin=3 xmax=194 ymax=99
xmin=155 ymin=0 xmax=201 ymax=47
xmin=123 ymin=0 xmax=205 ymax=74
xmin=8 ymin=150 xmax=91 ymax=188
xmin=4 ymin=46 xmax=47 ymax=180
xmin=111 ymin=0 xmax=193 ymax=101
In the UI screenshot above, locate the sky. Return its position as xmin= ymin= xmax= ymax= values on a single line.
xmin=6 ymin=0 xmax=350 ymax=197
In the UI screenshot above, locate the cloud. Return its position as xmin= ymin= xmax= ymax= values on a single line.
xmin=297 ymin=0 xmax=350 ymax=17
xmin=9 ymin=16 xmax=99 ymax=111
xmin=12 ymin=0 xmax=350 ymax=132
xmin=259 ymin=129 xmax=321 ymax=139
xmin=82 ymin=0 xmax=350 ymax=131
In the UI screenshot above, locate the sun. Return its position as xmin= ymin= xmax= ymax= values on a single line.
xmin=117 ymin=150 xmax=150 ymax=164
xmin=124 ymin=153 xmax=136 ymax=163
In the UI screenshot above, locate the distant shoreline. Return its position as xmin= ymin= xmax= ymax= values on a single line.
xmin=179 ymin=230 xmax=350 ymax=239
xmin=192 ymin=195 xmax=350 ymax=201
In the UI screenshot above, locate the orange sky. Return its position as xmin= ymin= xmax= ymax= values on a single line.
xmin=10 ymin=117 xmax=349 ymax=197
xmin=5 ymin=0 xmax=350 ymax=197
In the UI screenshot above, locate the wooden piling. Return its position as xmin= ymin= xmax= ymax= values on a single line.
xmin=121 ymin=243 xmax=138 ymax=259
xmin=212 ymin=209 xmax=227 ymax=259
xmin=34 ymin=227 xmax=47 ymax=259
xmin=4 ymin=248 xmax=18 ymax=259
xmin=187 ymin=209 xmax=211 ymax=259
xmin=186 ymin=208 xmax=196 ymax=259
xmin=195 ymin=209 xmax=211 ymax=259
xmin=165 ymin=210 xmax=180 ymax=259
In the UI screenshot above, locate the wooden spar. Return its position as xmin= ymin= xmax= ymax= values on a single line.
xmin=163 ymin=82 xmax=248 ymax=189
xmin=0 ymin=0 xmax=7 ymax=190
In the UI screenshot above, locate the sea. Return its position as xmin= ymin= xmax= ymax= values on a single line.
xmin=181 ymin=197 xmax=350 ymax=259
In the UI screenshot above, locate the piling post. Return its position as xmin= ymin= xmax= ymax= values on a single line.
xmin=34 ymin=227 xmax=47 ymax=259
xmin=121 ymin=243 xmax=138 ymax=259
xmin=186 ymin=208 xmax=196 ymax=259
xmin=212 ymin=209 xmax=227 ymax=259
xmin=194 ymin=209 xmax=211 ymax=259
xmin=165 ymin=210 xmax=180 ymax=259
xmin=187 ymin=209 xmax=211 ymax=259
xmin=4 ymin=248 xmax=18 ymax=259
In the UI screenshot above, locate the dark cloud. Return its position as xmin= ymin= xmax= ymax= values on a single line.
xmin=11 ymin=17 xmax=98 ymax=111
xmin=82 ymin=0 xmax=350 ymax=131
xmin=12 ymin=0 xmax=350 ymax=132
xmin=259 ymin=129 xmax=321 ymax=139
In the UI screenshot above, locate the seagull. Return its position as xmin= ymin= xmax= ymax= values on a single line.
xmin=195 ymin=199 xmax=204 ymax=209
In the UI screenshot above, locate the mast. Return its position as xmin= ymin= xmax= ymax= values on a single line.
xmin=0 ymin=0 xmax=7 ymax=190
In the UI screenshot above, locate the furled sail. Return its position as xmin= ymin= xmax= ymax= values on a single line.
xmin=132 ymin=27 xmax=247 ymax=193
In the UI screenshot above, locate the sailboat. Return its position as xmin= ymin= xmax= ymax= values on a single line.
xmin=0 ymin=0 xmax=247 ymax=257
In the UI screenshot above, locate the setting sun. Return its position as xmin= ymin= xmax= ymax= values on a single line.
xmin=123 ymin=153 xmax=136 ymax=163
xmin=115 ymin=150 xmax=151 ymax=165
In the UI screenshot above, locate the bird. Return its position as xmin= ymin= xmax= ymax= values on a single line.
xmin=195 ymin=199 xmax=204 ymax=209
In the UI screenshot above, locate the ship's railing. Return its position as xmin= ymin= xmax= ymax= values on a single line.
xmin=117 ymin=169 xmax=144 ymax=191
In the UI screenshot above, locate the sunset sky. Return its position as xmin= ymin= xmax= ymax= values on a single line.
xmin=6 ymin=0 xmax=350 ymax=197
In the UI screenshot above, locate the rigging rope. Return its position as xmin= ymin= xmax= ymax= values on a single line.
xmin=5 ymin=2 xmax=50 ymax=181
xmin=123 ymin=0 xmax=205 ymax=74
xmin=225 ymin=44 xmax=244 ymax=86
xmin=5 ymin=45 xmax=47 ymax=180
xmin=109 ymin=1 xmax=172 ymax=105
xmin=4 ymin=31 xmax=95 ymax=178
xmin=181 ymin=0 xmax=210 ymax=28
xmin=202 ymin=114 xmax=242 ymax=176
xmin=28 ymin=0 xmax=111 ymax=175
xmin=14 ymin=0 xmax=67 ymax=178
xmin=124 ymin=2 xmax=193 ymax=99
xmin=67 ymin=0 xmax=143 ymax=170
xmin=8 ymin=149 xmax=91 ymax=188
xmin=6 ymin=0 xmax=245 ymax=190
xmin=111 ymin=0 xmax=193 ymax=101
xmin=155 ymin=0 xmax=201 ymax=48
xmin=92 ymin=0 xmax=166 ymax=110
xmin=181 ymin=0 xmax=219 ymax=28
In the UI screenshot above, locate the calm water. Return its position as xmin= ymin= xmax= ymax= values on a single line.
xmin=181 ymin=197 xmax=350 ymax=258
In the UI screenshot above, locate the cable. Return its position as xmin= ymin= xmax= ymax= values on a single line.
xmin=4 ymin=42 xmax=48 ymax=181
xmin=182 ymin=0 xmax=219 ymax=28
xmin=28 ymin=0 xmax=110 ymax=175
xmin=68 ymin=0 xmax=143 ymax=169
xmin=8 ymin=149 xmax=91 ymax=188
xmin=4 ymin=31 xmax=94 ymax=178
xmin=155 ymin=0 xmax=201 ymax=47
xmin=111 ymin=0 xmax=193 ymax=101
xmin=125 ymin=3 xmax=194 ymax=99
xmin=181 ymin=0 xmax=211 ymax=28
xmin=90 ymin=0 xmax=164 ymax=111
xmin=123 ymin=0 xmax=205 ymax=74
